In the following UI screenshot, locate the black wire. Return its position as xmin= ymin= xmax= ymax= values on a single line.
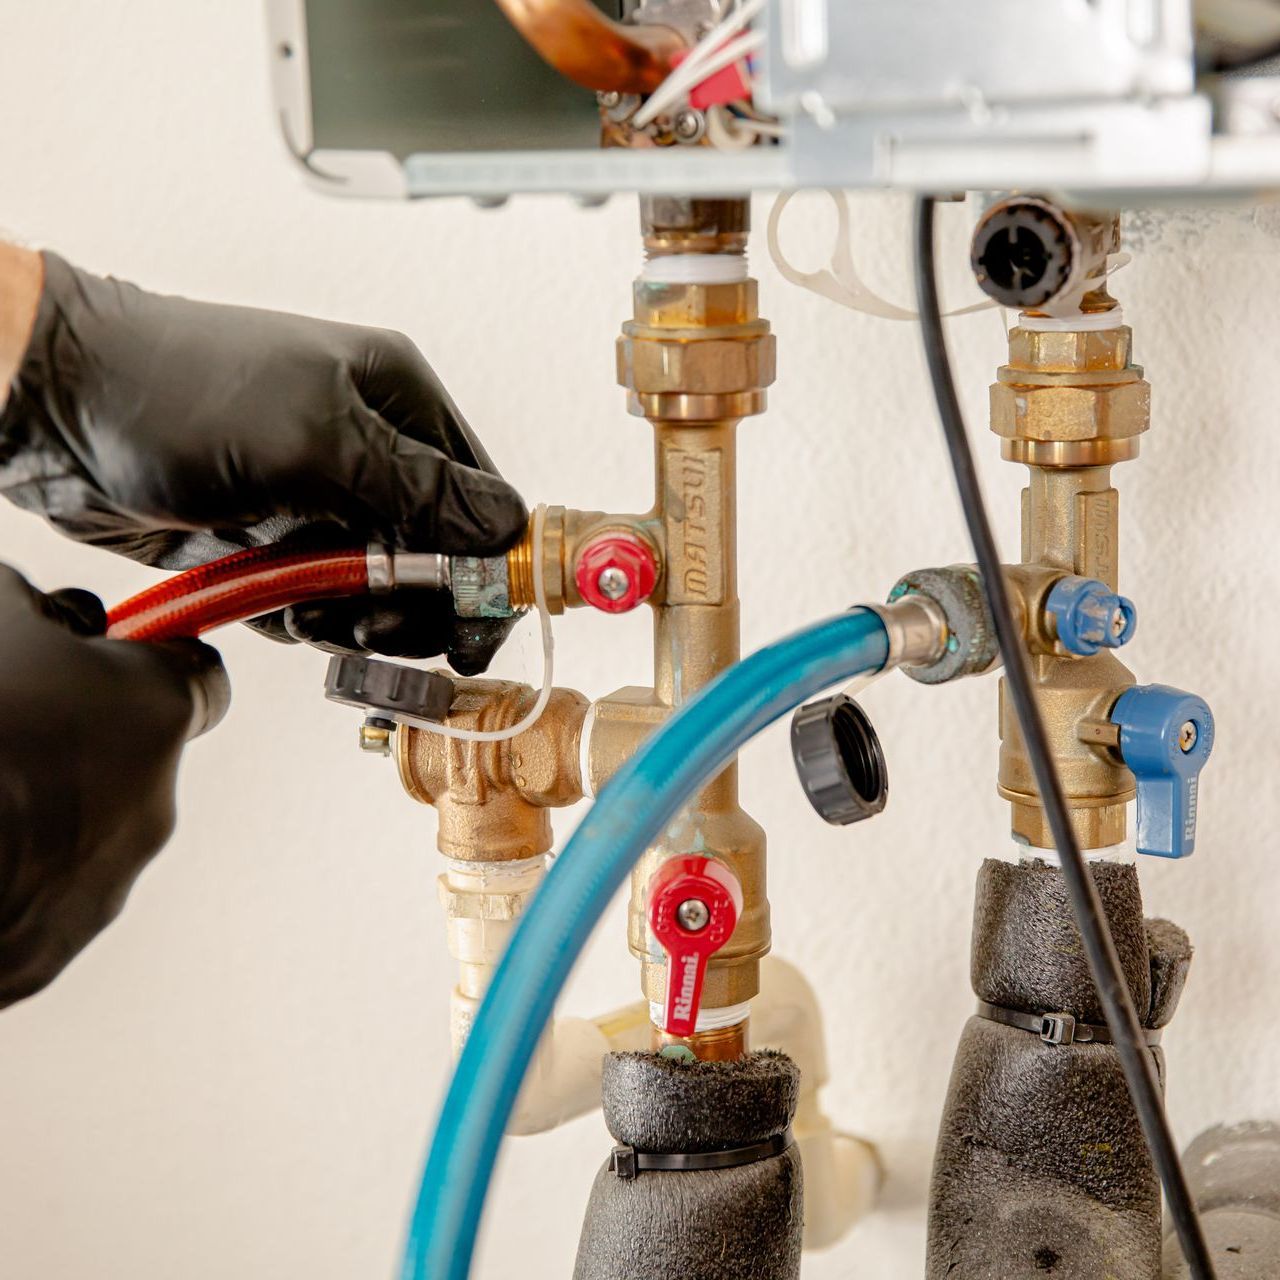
xmin=912 ymin=196 xmax=1216 ymax=1280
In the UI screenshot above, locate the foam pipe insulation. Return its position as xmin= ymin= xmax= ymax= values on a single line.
xmin=927 ymin=858 xmax=1193 ymax=1279
xmin=574 ymin=1052 xmax=803 ymax=1280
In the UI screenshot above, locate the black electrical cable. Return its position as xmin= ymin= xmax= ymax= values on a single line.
xmin=912 ymin=196 xmax=1216 ymax=1280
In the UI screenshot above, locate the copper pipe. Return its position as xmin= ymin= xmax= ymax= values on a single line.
xmin=653 ymin=1019 xmax=749 ymax=1062
xmin=493 ymin=0 xmax=685 ymax=93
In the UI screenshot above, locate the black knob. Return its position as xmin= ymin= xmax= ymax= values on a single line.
xmin=790 ymin=695 xmax=888 ymax=827
xmin=324 ymin=655 xmax=455 ymax=724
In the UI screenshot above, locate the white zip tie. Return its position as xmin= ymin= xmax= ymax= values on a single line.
xmin=767 ymin=190 xmax=996 ymax=321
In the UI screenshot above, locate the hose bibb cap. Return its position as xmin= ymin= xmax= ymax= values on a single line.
xmin=790 ymin=694 xmax=888 ymax=826
xmin=323 ymin=654 xmax=455 ymax=726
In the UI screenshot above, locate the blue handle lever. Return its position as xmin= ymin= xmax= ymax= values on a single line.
xmin=1111 ymin=684 xmax=1215 ymax=859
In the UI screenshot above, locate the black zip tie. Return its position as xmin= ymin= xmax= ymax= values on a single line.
xmin=976 ymin=1000 xmax=1163 ymax=1048
xmin=609 ymin=1127 xmax=794 ymax=1180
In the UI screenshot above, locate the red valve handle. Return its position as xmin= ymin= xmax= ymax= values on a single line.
xmin=574 ymin=532 xmax=658 ymax=614
xmin=647 ymin=855 xmax=743 ymax=1037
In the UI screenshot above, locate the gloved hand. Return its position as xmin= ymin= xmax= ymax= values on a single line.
xmin=0 ymin=565 xmax=228 ymax=1008
xmin=0 ymin=254 xmax=528 ymax=674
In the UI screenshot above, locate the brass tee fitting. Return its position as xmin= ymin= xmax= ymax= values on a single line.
xmin=398 ymin=679 xmax=588 ymax=860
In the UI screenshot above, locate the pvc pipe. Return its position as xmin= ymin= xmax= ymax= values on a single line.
xmin=750 ymin=956 xmax=881 ymax=1250
xmin=401 ymin=607 xmax=891 ymax=1280
xmin=505 ymin=1006 xmax=649 ymax=1137
xmin=439 ymin=855 xmax=650 ymax=1137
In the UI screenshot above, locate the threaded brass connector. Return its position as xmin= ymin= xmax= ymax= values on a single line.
xmin=506 ymin=521 xmax=538 ymax=610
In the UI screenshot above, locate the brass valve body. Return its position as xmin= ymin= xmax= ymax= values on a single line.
xmin=609 ymin=200 xmax=776 ymax=1017
xmin=403 ymin=199 xmax=776 ymax=1051
xmin=398 ymin=679 xmax=588 ymax=861
xmin=506 ymin=506 xmax=662 ymax=614
xmin=992 ymin=275 xmax=1149 ymax=849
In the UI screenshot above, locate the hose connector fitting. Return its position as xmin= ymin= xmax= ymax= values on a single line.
xmin=887 ymin=566 xmax=999 ymax=684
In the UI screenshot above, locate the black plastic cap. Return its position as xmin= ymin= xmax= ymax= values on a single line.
xmin=970 ymin=197 xmax=1075 ymax=309
xmin=324 ymin=655 xmax=455 ymax=724
xmin=790 ymin=694 xmax=888 ymax=827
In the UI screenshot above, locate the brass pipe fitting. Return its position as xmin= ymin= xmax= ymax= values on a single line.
xmin=398 ymin=678 xmax=588 ymax=860
xmin=640 ymin=196 xmax=750 ymax=258
xmin=990 ymin=212 xmax=1147 ymax=849
xmin=506 ymin=507 xmax=663 ymax=613
xmin=406 ymin=198 xmax=775 ymax=1060
xmin=993 ymin=326 xmax=1149 ymax=472
xmin=608 ymin=197 xmax=776 ymax=1027
xmin=491 ymin=0 xmax=685 ymax=94
xmin=653 ymin=1018 xmax=750 ymax=1062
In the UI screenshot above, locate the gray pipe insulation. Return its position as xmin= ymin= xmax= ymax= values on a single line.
xmin=574 ymin=1051 xmax=803 ymax=1280
xmin=927 ymin=857 xmax=1193 ymax=1279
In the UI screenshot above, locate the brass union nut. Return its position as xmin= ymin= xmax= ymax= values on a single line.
xmin=617 ymin=333 xmax=776 ymax=397
xmin=991 ymin=377 xmax=1150 ymax=444
xmin=632 ymin=280 xmax=758 ymax=329
xmin=1007 ymin=325 xmax=1132 ymax=374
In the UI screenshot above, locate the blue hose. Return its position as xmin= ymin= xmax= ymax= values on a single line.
xmin=401 ymin=607 xmax=892 ymax=1280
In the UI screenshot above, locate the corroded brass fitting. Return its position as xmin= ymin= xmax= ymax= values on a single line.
xmin=992 ymin=219 xmax=1149 ymax=849
xmin=398 ymin=679 xmax=588 ymax=860
xmin=654 ymin=1018 xmax=750 ymax=1062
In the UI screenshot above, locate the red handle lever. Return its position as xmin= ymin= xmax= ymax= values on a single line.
xmin=647 ymin=856 xmax=743 ymax=1037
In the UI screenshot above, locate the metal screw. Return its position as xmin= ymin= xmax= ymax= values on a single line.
xmin=676 ymin=898 xmax=711 ymax=932
xmin=673 ymin=109 xmax=705 ymax=142
xmin=597 ymin=565 xmax=632 ymax=602
xmin=359 ymin=717 xmax=394 ymax=757
xmin=1179 ymin=720 xmax=1198 ymax=754
xmin=597 ymin=91 xmax=622 ymax=110
xmin=1111 ymin=608 xmax=1128 ymax=639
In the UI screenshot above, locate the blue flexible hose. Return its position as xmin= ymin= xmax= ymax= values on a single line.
xmin=401 ymin=607 xmax=892 ymax=1280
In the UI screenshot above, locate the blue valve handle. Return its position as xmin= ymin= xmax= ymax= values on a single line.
xmin=1047 ymin=575 xmax=1137 ymax=656
xmin=1111 ymin=684 xmax=1214 ymax=859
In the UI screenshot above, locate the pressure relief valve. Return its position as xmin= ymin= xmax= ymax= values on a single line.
xmin=1111 ymin=684 xmax=1215 ymax=859
xmin=647 ymin=856 xmax=743 ymax=1038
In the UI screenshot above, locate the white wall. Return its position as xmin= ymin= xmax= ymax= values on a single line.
xmin=2 ymin=4 xmax=1278 ymax=1277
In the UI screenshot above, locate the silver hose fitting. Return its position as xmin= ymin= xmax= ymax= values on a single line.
xmin=868 ymin=594 xmax=950 ymax=671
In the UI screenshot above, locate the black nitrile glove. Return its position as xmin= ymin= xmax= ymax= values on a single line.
xmin=0 ymin=565 xmax=229 ymax=1008
xmin=0 ymin=254 xmax=527 ymax=674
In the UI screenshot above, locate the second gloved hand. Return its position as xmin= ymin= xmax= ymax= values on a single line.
xmin=0 ymin=565 xmax=228 ymax=1008
xmin=0 ymin=254 xmax=528 ymax=674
